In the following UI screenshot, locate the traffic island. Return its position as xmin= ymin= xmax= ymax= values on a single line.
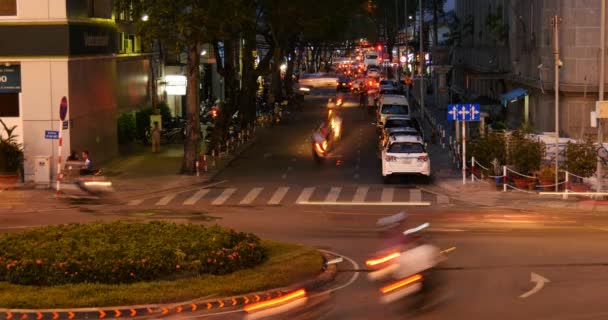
xmin=0 ymin=222 xmax=324 ymax=314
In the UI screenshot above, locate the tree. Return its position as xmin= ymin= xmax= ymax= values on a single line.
xmin=423 ymin=0 xmax=446 ymax=47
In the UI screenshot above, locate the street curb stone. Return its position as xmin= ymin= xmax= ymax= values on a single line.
xmin=0 ymin=251 xmax=336 ymax=320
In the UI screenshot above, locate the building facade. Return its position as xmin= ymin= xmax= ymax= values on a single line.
xmin=0 ymin=0 xmax=150 ymax=182
xmin=454 ymin=0 xmax=608 ymax=139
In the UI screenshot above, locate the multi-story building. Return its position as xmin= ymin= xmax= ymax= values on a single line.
xmin=453 ymin=0 xmax=608 ymax=139
xmin=0 ymin=0 xmax=150 ymax=182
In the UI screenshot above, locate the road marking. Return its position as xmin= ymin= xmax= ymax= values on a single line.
xmin=353 ymin=187 xmax=369 ymax=202
xmin=128 ymin=199 xmax=143 ymax=206
xmin=297 ymin=201 xmax=431 ymax=206
xmin=211 ymin=188 xmax=237 ymax=205
xmin=325 ymin=187 xmax=342 ymax=202
xmin=317 ymin=249 xmax=360 ymax=294
xmin=155 ymin=193 xmax=176 ymax=206
xmin=183 ymin=189 xmax=210 ymax=205
xmin=268 ymin=187 xmax=290 ymax=205
xmin=381 ymin=188 xmax=394 ymax=202
xmin=296 ymin=187 xmax=316 ymax=203
xmin=409 ymin=189 xmax=422 ymax=202
xmin=240 ymin=187 xmax=264 ymax=205
xmin=520 ymin=272 xmax=550 ymax=299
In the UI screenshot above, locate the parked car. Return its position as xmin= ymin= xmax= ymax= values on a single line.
xmin=379 ymin=126 xmax=423 ymax=152
xmin=381 ymin=134 xmax=430 ymax=183
xmin=377 ymin=94 xmax=410 ymax=128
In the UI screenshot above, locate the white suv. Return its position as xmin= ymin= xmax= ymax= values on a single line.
xmin=381 ymin=135 xmax=430 ymax=182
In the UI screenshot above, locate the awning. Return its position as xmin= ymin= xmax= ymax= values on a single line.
xmin=500 ymin=88 xmax=528 ymax=107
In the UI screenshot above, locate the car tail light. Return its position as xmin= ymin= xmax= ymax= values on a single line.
xmin=417 ymin=155 xmax=429 ymax=162
xmin=385 ymin=155 xmax=397 ymax=162
xmin=366 ymin=252 xmax=400 ymax=267
xmin=380 ymin=274 xmax=423 ymax=294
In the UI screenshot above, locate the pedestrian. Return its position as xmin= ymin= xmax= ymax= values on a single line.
xmin=67 ymin=151 xmax=79 ymax=161
xmin=80 ymin=150 xmax=95 ymax=175
xmin=151 ymin=121 xmax=161 ymax=153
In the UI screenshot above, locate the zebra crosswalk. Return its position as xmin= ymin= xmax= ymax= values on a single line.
xmin=127 ymin=185 xmax=451 ymax=208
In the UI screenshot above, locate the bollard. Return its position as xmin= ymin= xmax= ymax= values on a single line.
xmin=203 ymin=154 xmax=208 ymax=172
xmin=196 ymin=161 xmax=200 ymax=177
xmin=563 ymin=172 xmax=569 ymax=200
xmin=503 ymin=165 xmax=507 ymax=192
xmin=471 ymin=156 xmax=475 ymax=182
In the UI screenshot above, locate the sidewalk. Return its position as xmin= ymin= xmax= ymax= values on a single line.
xmin=410 ymin=94 xmax=608 ymax=214
xmin=104 ymin=134 xmax=260 ymax=201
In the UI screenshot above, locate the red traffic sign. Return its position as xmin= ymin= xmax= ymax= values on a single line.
xmin=59 ymin=96 xmax=68 ymax=121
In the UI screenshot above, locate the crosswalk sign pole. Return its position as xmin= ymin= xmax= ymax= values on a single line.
xmin=462 ymin=120 xmax=466 ymax=185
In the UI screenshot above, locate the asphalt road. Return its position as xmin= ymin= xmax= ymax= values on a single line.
xmin=3 ymin=91 xmax=608 ymax=319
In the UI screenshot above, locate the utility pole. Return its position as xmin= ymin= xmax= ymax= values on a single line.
xmin=396 ymin=0 xmax=400 ymax=81
xmin=405 ymin=0 xmax=408 ymax=71
xmin=552 ymin=15 xmax=561 ymax=192
xmin=419 ymin=0 xmax=425 ymax=119
xmin=598 ymin=0 xmax=605 ymax=193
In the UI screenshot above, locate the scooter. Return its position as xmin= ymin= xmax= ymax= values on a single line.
xmin=366 ymin=215 xmax=451 ymax=311
xmin=59 ymin=161 xmax=114 ymax=200
xmin=311 ymin=130 xmax=330 ymax=164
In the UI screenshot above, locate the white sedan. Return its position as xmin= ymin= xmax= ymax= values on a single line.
xmin=381 ymin=135 xmax=430 ymax=183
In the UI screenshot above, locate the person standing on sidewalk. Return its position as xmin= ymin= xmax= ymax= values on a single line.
xmin=151 ymin=121 xmax=161 ymax=153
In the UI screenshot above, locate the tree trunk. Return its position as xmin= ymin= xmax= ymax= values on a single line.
xmin=432 ymin=2 xmax=439 ymax=47
xmin=240 ymin=31 xmax=257 ymax=126
xmin=271 ymin=45 xmax=283 ymax=104
xmin=285 ymin=46 xmax=295 ymax=97
xmin=181 ymin=44 xmax=202 ymax=174
xmin=212 ymin=39 xmax=239 ymax=151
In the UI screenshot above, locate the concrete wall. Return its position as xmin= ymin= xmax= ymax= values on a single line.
xmin=0 ymin=0 xmax=66 ymax=21
xmin=68 ymin=56 xmax=149 ymax=165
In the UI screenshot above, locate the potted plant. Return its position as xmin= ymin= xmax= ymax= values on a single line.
xmin=468 ymin=131 xmax=507 ymax=179
xmin=537 ymin=166 xmax=557 ymax=191
xmin=509 ymin=130 xmax=544 ymax=190
xmin=565 ymin=139 xmax=597 ymax=192
xmin=0 ymin=119 xmax=24 ymax=184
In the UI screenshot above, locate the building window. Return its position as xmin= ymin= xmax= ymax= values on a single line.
xmin=0 ymin=0 xmax=16 ymax=16
xmin=0 ymin=93 xmax=19 ymax=117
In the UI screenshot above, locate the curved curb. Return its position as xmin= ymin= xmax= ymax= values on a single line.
xmin=0 ymin=252 xmax=337 ymax=320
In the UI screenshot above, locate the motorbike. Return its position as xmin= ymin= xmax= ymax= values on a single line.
xmin=366 ymin=214 xmax=451 ymax=312
xmin=59 ymin=161 xmax=114 ymax=200
xmin=311 ymin=127 xmax=330 ymax=164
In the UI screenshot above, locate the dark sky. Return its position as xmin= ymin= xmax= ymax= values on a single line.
xmin=445 ymin=0 xmax=455 ymax=12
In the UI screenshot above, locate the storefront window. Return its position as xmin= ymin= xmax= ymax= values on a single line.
xmin=0 ymin=0 xmax=17 ymax=16
xmin=0 ymin=93 xmax=19 ymax=117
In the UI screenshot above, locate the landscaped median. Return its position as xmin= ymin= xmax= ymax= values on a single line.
xmin=0 ymin=221 xmax=324 ymax=310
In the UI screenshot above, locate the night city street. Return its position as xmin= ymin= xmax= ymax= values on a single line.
xmin=3 ymin=0 xmax=608 ymax=319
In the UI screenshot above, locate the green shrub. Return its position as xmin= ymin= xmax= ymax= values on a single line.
xmin=117 ymin=113 xmax=136 ymax=145
xmin=509 ymin=130 xmax=545 ymax=175
xmin=0 ymin=222 xmax=265 ymax=286
xmin=565 ymin=138 xmax=597 ymax=178
xmin=0 ymin=120 xmax=23 ymax=174
xmin=135 ymin=107 xmax=153 ymax=141
xmin=468 ymin=131 xmax=507 ymax=168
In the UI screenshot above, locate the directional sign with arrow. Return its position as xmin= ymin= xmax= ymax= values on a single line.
xmin=448 ymin=104 xmax=481 ymax=121
xmin=520 ymin=272 xmax=550 ymax=299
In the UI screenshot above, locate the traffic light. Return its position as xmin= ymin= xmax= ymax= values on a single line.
xmin=377 ymin=44 xmax=383 ymax=52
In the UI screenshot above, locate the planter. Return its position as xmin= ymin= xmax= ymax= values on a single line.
xmin=569 ymin=183 xmax=589 ymax=193
xmin=512 ymin=176 xmax=536 ymax=190
xmin=0 ymin=173 xmax=19 ymax=186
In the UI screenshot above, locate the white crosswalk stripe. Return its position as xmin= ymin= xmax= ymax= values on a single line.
xmin=296 ymin=187 xmax=316 ymax=203
xmin=268 ymin=187 xmax=290 ymax=205
xmin=156 ymin=193 xmax=177 ymax=206
xmin=381 ymin=188 xmax=394 ymax=202
xmin=353 ymin=187 xmax=369 ymax=202
xmin=132 ymin=185 xmax=450 ymax=207
xmin=240 ymin=187 xmax=264 ymax=205
xmin=184 ymin=189 xmax=210 ymax=206
xmin=409 ymin=189 xmax=422 ymax=202
xmin=325 ymin=187 xmax=342 ymax=202
xmin=212 ymin=188 xmax=237 ymax=205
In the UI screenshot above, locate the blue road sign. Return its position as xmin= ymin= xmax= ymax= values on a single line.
xmin=45 ymin=130 xmax=59 ymax=139
xmin=448 ymin=104 xmax=481 ymax=121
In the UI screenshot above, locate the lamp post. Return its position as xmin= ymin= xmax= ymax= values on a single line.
xmin=598 ymin=0 xmax=606 ymax=193
xmin=552 ymin=15 xmax=561 ymax=192
xmin=419 ymin=0 xmax=425 ymax=120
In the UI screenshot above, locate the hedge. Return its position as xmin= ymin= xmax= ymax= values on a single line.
xmin=0 ymin=222 xmax=266 ymax=286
